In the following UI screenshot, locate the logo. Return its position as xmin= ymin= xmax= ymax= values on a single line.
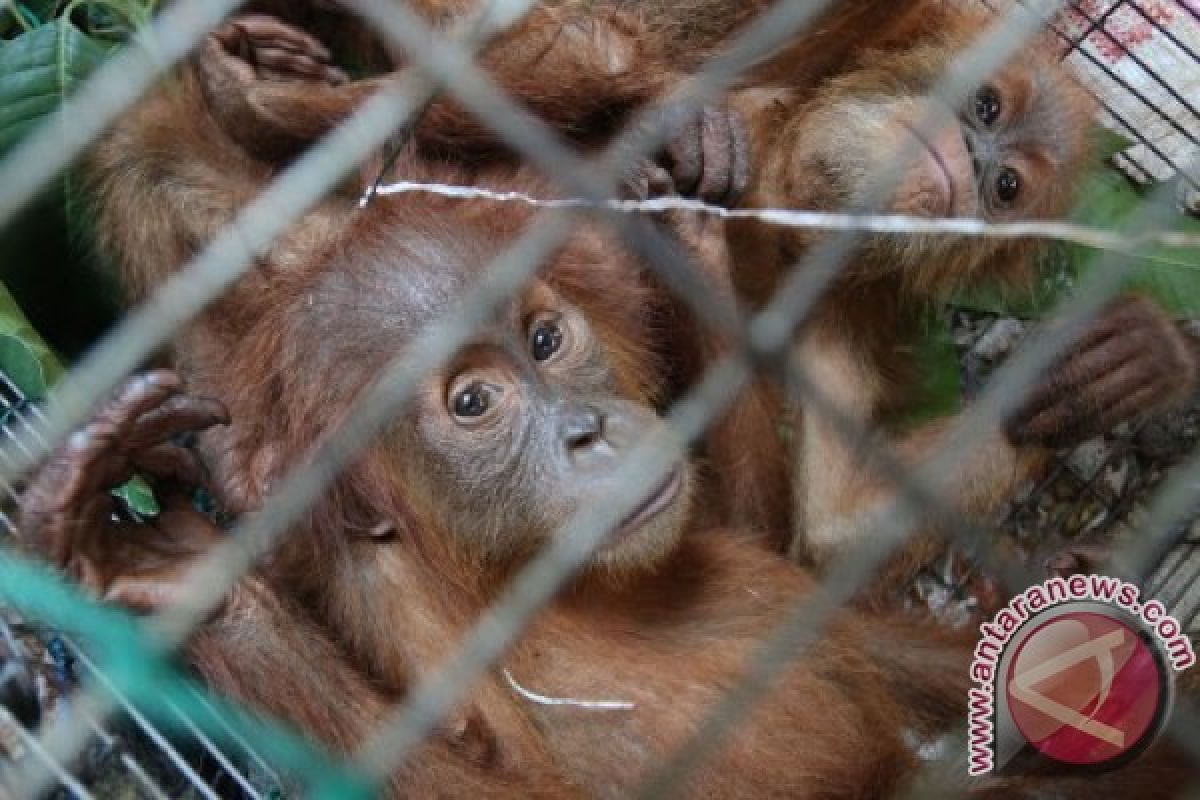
xmin=967 ymin=576 xmax=1194 ymax=776
xmin=1006 ymin=611 xmax=1166 ymax=766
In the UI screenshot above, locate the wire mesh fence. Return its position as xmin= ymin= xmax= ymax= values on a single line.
xmin=0 ymin=0 xmax=1197 ymax=797
xmin=1060 ymin=0 xmax=1200 ymax=193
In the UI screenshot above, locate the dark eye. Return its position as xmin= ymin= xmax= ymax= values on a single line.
xmin=452 ymin=383 xmax=490 ymax=418
xmin=974 ymin=86 xmax=1002 ymax=127
xmin=994 ymin=166 xmax=1021 ymax=206
xmin=531 ymin=319 xmax=564 ymax=362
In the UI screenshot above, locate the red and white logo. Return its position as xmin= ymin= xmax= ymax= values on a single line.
xmin=1005 ymin=611 xmax=1165 ymax=767
xmin=967 ymin=577 xmax=1191 ymax=776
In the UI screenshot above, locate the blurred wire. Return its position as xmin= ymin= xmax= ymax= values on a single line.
xmin=1 ymin=0 xmax=1197 ymax=795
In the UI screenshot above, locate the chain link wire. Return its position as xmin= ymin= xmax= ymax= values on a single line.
xmin=0 ymin=0 xmax=1198 ymax=795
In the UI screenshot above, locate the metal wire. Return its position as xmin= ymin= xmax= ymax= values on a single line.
xmin=978 ymin=0 xmax=1200 ymax=189
xmin=0 ymin=707 xmax=93 ymax=799
xmin=1 ymin=3 xmax=558 ymax=793
xmin=0 ymin=376 xmax=273 ymax=799
xmin=19 ymin=3 xmax=871 ymax=787
xmin=0 ymin=0 xmax=542 ymax=488
xmin=901 ymin=407 xmax=1200 ymax=796
xmin=68 ymin=645 xmax=223 ymax=800
xmin=2 ymin=0 xmax=855 ymax=789
xmin=0 ymin=0 xmax=1198 ymax=796
xmin=458 ymin=6 xmax=1200 ymax=794
xmin=1061 ymin=0 xmax=1200 ymax=188
xmin=340 ymin=0 xmax=1113 ymax=789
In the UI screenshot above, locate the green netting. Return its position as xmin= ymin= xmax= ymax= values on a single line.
xmin=0 ymin=550 xmax=376 ymax=799
xmin=0 ymin=280 xmax=382 ymax=795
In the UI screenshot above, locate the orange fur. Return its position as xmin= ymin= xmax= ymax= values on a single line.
xmin=66 ymin=10 xmax=1200 ymax=797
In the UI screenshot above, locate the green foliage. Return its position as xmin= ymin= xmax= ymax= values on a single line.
xmin=0 ymin=18 xmax=112 ymax=153
xmin=0 ymin=4 xmax=1196 ymax=786
xmin=0 ymin=17 xmax=360 ymax=787
xmin=904 ymin=129 xmax=1200 ymax=421
xmin=1062 ymin=168 xmax=1200 ymax=319
xmin=0 ymin=5 xmax=176 ymax=728
xmin=0 ymin=2 xmax=56 ymax=35
xmin=952 ymin=169 xmax=1200 ymax=320
xmin=0 ymin=2 xmax=147 ymax=361
xmin=890 ymin=309 xmax=962 ymax=428
xmin=1093 ymin=125 xmax=1136 ymax=163
xmin=951 ymin=129 xmax=1200 ymax=320
xmin=1 ymin=1 xmax=154 ymax=40
xmin=0 ymin=280 xmax=157 ymax=518
xmin=0 ymin=281 xmax=61 ymax=398
xmin=0 ymin=334 xmax=46 ymax=397
xmin=0 ymin=14 xmax=110 ymax=253
xmin=0 ymin=551 xmax=372 ymax=799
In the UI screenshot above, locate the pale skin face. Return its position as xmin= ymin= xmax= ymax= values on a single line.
xmin=396 ymin=281 xmax=693 ymax=574
xmin=755 ymin=40 xmax=1093 ymax=291
xmin=783 ymin=43 xmax=1091 ymax=221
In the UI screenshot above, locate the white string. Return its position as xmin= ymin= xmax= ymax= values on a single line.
xmin=366 ymin=179 xmax=1200 ymax=252
xmin=502 ymin=669 xmax=636 ymax=711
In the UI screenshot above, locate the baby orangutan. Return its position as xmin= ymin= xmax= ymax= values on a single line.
xmin=183 ymin=2 xmax=1196 ymax=576
xmin=22 ymin=192 xmax=1195 ymax=800
xmin=307 ymin=0 xmax=1200 ymax=566
xmin=26 ymin=158 xmax=966 ymax=800
xmin=713 ymin=2 xmax=1200 ymax=568
xmin=17 ymin=12 xmax=1200 ymax=797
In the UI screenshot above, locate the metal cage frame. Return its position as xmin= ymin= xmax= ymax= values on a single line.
xmin=0 ymin=0 xmax=1196 ymax=797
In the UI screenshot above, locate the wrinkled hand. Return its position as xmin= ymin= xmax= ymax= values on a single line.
xmin=1007 ymin=295 xmax=1199 ymax=449
xmin=625 ymin=103 xmax=750 ymax=208
xmin=620 ymin=104 xmax=748 ymax=303
xmin=204 ymin=14 xmax=347 ymax=88
xmin=19 ymin=371 xmax=229 ymax=613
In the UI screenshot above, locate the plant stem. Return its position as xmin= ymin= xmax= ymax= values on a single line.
xmin=4 ymin=0 xmax=35 ymax=33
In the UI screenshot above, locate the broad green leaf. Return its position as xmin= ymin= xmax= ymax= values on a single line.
xmin=0 ymin=282 xmax=62 ymax=396
xmin=952 ymin=164 xmax=1200 ymax=319
xmin=0 ymin=19 xmax=110 ymax=155
xmin=1075 ymin=171 xmax=1200 ymax=318
xmin=2 ymin=3 xmax=56 ymax=36
xmin=889 ymin=310 xmax=962 ymax=428
xmin=1093 ymin=126 xmax=1135 ymax=163
xmin=0 ymin=333 xmax=46 ymax=398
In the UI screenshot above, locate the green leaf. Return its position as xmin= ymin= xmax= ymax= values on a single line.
xmin=111 ymin=474 xmax=160 ymax=517
xmin=0 ymin=18 xmax=111 ymax=155
xmin=889 ymin=310 xmax=962 ymax=429
xmin=0 ymin=333 xmax=46 ymax=398
xmin=0 ymin=284 xmax=159 ymax=520
xmin=2 ymin=3 xmax=55 ymax=36
xmin=952 ymin=165 xmax=1200 ymax=320
xmin=1074 ymin=172 xmax=1200 ymax=318
xmin=1093 ymin=126 xmax=1135 ymax=163
xmin=949 ymin=243 xmax=1076 ymax=318
xmin=0 ymin=282 xmax=62 ymax=397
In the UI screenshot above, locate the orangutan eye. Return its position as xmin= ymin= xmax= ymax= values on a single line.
xmin=452 ymin=383 xmax=490 ymax=418
xmin=994 ymin=166 xmax=1022 ymax=207
xmin=974 ymin=86 xmax=1002 ymax=127
xmin=531 ymin=319 xmax=564 ymax=362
